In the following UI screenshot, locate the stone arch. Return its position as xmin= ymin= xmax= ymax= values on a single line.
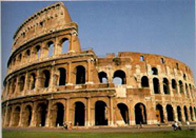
xmin=47 ymin=41 xmax=54 ymax=57
xmin=12 ymin=106 xmax=21 ymax=126
xmin=113 ymin=70 xmax=126 ymax=85
xmin=75 ymin=65 xmax=85 ymax=84
xmin=141 ymin=76 xmax=149 ymax=87
xmin=98 ymin=71 xmax=108 ymax=83
xmin=58 ymin=68 xmax=66 ymax=86
xmin=163 ymin=78 xmax=170 ymax=94
xmin=35 ymin=45 xmax=41 ymax=59
xmin=171 ymin=79 xmax=177 ymax=93
xmin=18 ymin=53 xmax=22 ymax=63
xmin=60 ymin=37 xmax=69 ymax=54
xmin=179 ymin=81 xmax=184 ymax=94
xmin=19 ymin=76 xmax=25 ymax=92
xmin=6 ymin=106 xmax=12 ymax=127
xmin=184 ymin=106 xmax=189 ymax=121
xmin=177 ymin=106 xmax=182 ymax=121
xmin=29 ymin=73 xmax=36 ymax=90
xmin=36 ymin=103 xmax=47 ymax=127
xmin=189 ymin=106 xmax=193 ymax=121
xmin=185 ymin=83 xmax=189 ymax=97
xmin=23 ymin=105 xmax=32 ymax=127
xmin=117 ymin=103 xmax=129 ymax=124
xmin=12 ymin=78 xmax=17 ymax=94
xmin=152 ymin=67 xmax=158 ymax=75
xmin=166 ymin=104 xmax=174 ymax=121
xmin=74 ymin=101 xmax=85 ymax=126
xmin=95 ymin=101 xmax=108 ymax=126
xmin=134 ymin=103 xmax=147 ymax=124
xmin=51 ymin=102 xmax=64 ymax=127
xmin=156 ymin=104 xmax=164 ymax=123
xmin=153 ymin=78 xmax=160 ymax=94
xmin=25 ymin=49 xmax=31 ymax=62
xmin=41 ymin=70 xmax=50 ymax=88
xmin=183 ymin=74 xmax=187 ymax=80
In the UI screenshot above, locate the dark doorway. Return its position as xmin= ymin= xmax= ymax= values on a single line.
xmin=184 ymin=106 xmax=188 ymax=121
xmin=24 ymin=105 xmax=32 ymax=126
xmin=153 ymin=78 xmax=160 ymax=94
xmin=156 ymin=104 xmax=164 ymax=123
xmin=166 ymin=105 xmax=174 ymax=121
xmin=141 ymin=76 xmax=149 ymax=87
xmin=113 ymin=70 xmax=126 ymax=84
xmin=76 ymin=66 xmax=85 ymax=84
xmin=98 ymin=72 xmax=108 ymax=83
xmin=55 ymin=103 xmax=64 ymax=126
xmin=95 ymin=101 xmax=108 ymax=125
xmin=135 ymin=103 xmax=147 ymax=124
xmin=37 ymin=103 xmax=47 ymax=127
xmin=117 ymin=103 xmax=129 ymax=124
xmin=12 ymin=106 xmax=21 ymax=126
xmin=58 ymin=68 xmax=66 ymax=86
xmin=177 ymin=106 xmax=182 ymax=121
xmin=74 ymin=102 xmax=85 ymax=126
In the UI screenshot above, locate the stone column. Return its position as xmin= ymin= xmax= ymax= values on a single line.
xmin=168 ymin=80 xmax=174 ymax=96
xmin=35 ymin=70 xmax=41 ymax=93
xmin=85 ymin=97 xmax=91 ymax=127
xmin=49 ymin=67 xmax=55 ymax=92
xmin=18 ymin=103 xmax=24 ymax=127
xmin=46 ymin=100 xmax=52 ymax=127
xmin=173 ymin=106 xmax=178 ymax=121
xmin=67 ymin=62 xmax=73 ymax=85
xmin=23 ymin=72 xmax=29 ymax=96
xmin=149 ymin=78 xmax=154 ymax=95
xmin=159 ymin=80 xmax=164 ymax=95
xmin=30 ymin=103 xmax=37 ymax=127
xmin=129 ymin=106 xmax=135 ymax=125
xmin=3 ymin=103 xmax=9 ymax=127
xmin=14 ymin=77 xmax=19 ymax=97
xmin=65 ymin=98 xmax=70 ymax=123
xmin=109 ymin=96 xmax=114 ymax=126
xmin=163 ymin=105 xmax=168 ymax=123
xmin=86 ymin=59 xmax=94 ymax=84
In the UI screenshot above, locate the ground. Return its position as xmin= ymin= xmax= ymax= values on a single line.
xmin=2 ymin=126 xmax=196 ymax=138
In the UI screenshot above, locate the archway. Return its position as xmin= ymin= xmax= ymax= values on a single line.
xmin=152 ymin=67 xmax=158 ymax=75
xmin=12 ymin=106 xmax=21 ymax=126
xmin=141 ymin=76 xmax=149 ymax=87
xmin=42 ymin=70 xmax=50 ymax=88
xmin=135 ymin=103 xmax=147 ymax=124
xmin=58 ymin=68 xmax=66 ymax=86
xmin=23 ymin=105 xmax=32 ymax=127
xmin=156 ymin=104 xmax=164 ymax=123
xmin=163 ymin=78 xmax=170 ymax=94
xmin=153 ymin=78 xmax=160 ymax=94
xmin=55 ymin=103 xmax=64 ymax=127
xmin=117 ymin=103 xmax=129 ymax=124
xmin=166 ymin=104 xmax=174 ymax=121
xmin=189 ymin=106 xmax=193 ymax=121
xmin=184 ymin=106 xmax=188 ymax=121
xmin=74 ymin=102 xmax=85 ymax=126
xmin=29 ymin=73 xmax=36 ymax=90
xmin=177 ymin=106 xmax=182 ymax=121
xmin=7 ymin=107 xmax=12 ymax=126
xmin=113 ymin=70 xmax=126 ymax=85
xmin=95 ymin=101 xmax=108 ymax=125
xmin=36 ymin=103 xmax=47 ymax=127
xmin=98 ymin=72 xmax=108 ymax=83
xmin=76 ymin=66 xmax=85 ymax=84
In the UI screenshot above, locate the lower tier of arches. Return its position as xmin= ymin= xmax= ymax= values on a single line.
xmin=2 ymin=97 xmax=196 ymax=128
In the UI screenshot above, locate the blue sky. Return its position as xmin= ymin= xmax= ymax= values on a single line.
xmin=1 ymin=1 xmax=195 ymax=86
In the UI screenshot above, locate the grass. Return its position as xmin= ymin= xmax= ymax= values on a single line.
xmin=2 ymin=129 xmax=196 ymax=138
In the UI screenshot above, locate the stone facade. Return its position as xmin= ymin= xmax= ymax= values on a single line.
xmin=2 ymin=2 xmax=196 ymax=128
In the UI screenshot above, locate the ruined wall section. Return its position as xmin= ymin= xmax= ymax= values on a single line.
xmin=12 ymin=2 xmax=72 ymax=52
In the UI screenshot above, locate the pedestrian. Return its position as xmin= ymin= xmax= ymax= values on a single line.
xmin=186 ymin=121 xmax=190 ymax=129
xmin=157 ymin=120 xmax=161 ymax=128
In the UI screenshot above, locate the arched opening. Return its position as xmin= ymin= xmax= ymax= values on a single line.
xmin=58 ymin=68 xmax=66 ymax=86
xmin=36 ymin=103 xmax=47 ymax=127
xmin=166 ymin=104 xmax=174 ymax=121
xmin=184 ymin=106 xmax=188 ymax=121
xmin=141 ymin=76 xmax=149 ymax=87
xmin=48 ymin=41 xmax=54 ymax=57
xmin=23 ymin=105 xmax=32 ymax=127
xmin=76 ymin=66 xmax=85 ymax=84
xmin=183 ymin=74 xmax=187 ymax=80
xmin=189 ymin=84 xmax=193 ymax=97
xmin=30 ymin=73 xmax=36 ymax=90
xmin=60 ymin=38 xmax=69 ymax=54
xmin=74 ymin=102 xmax=85 ymax=126
xmin=12 ymin=106 xmax=21 ymax=126
xmin=172 ymin=79 xmax=177 ymax=93
xmin=156 ymin=104 xmax=164 ymax=123
xmin=19 ymin=76 xmax=25 ymax=92
xmin=153 ymin=78 xmax=160 ymax=94
xmin=152 ymin=67 xmax=158 ymax=75
xmin=12 ymin=78 xmax=16 ymax=94
xmin=7 ymin=107 xmax=12 ymax=126
xmin=95 ymin=101 xmax=108 ymax=126
xmin=42 ymin=70 xmax=50 ymax=88
xmin=177 ymin=106 xmax=182 ymax=121
xmin=98 ymin=72 xmax=108 ymax=83
xmin=54 ymin=103 xmax=64 ymax=127
xmin=36 ymin=45 xmax=41 ymax=59
xmin=189 ymin=106 xmax=193 ymax=121
xmin=179 ymin=81 xmax=184 ymax=94
xmin=18 ymin=53 xmax=22 ymax=63
xmin=163 ymin=78 xmax=170 ymax=94
xmin=135 ymin=103 xmax=147 ymax=124
xmin=113 ymin=70 xmax=126 ymax=85
xmin=117 ymin=103 xmax=129 ymax=124
xmin=25 ymin=49 xmax=30 ymax=62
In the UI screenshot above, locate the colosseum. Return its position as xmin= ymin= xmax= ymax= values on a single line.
xmin=2 ymin=2 xmax=196 ymax=128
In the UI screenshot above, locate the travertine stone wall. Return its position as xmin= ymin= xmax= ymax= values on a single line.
xmin=2 ymin=2 xmax=196 ymax=128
